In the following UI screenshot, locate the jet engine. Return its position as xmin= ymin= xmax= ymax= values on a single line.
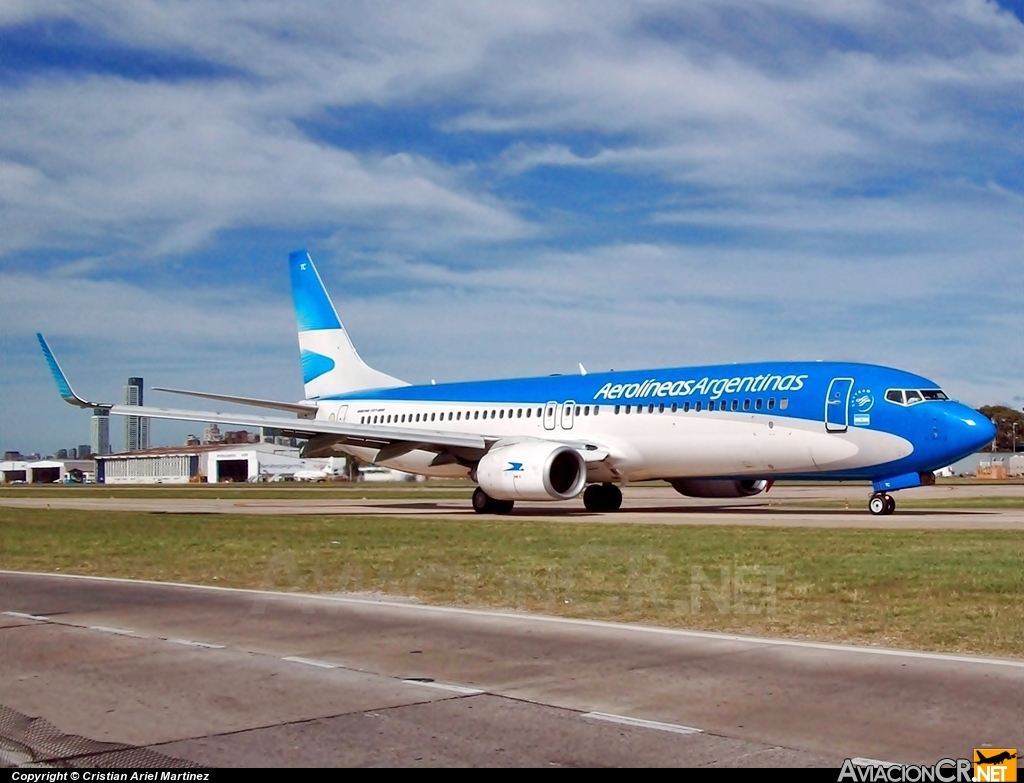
xmin=476 ymin=441 xmax=587 ymax=501
xmin=669 ymin=478 xmax=770 ymax=498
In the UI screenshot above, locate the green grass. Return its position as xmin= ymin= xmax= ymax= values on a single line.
xmin=2 ymin=506 xmax=1022 ymax=658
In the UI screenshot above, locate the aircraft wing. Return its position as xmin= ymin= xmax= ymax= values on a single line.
xmin=106 ymin=403 xmax=488 ymax=452
xmin=151 ymin=386 xmax=318 ymax=416
xmin=39 ymin=333 xmax=614 ymax=463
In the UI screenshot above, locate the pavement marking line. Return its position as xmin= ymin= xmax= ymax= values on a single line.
xmin=1 ymin=611 xmax=50 ymax=621
xmin=6 ymin=570 xmax=1024 ymax=670
xmin=282 ymin=656 xmax=337 ymax=669
xmin=167 ymin=638 xmax=225 ymax=649
xmin=89 ymin=625 xmax=138 ymax=636
xmin=400 ymin=680 xmax=484 ymax=695
xmin=582 ymin=711 xmax=703 ymax=735
xmin=852 ymin=758 xmax=901 ymax=768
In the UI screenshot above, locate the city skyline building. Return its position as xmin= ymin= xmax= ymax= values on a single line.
xmin=123 ymin=377 xmax=150 ymax=452
xmin=91 ymin=408 xmax=110 ymax=456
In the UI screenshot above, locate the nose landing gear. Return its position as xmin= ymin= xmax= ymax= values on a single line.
xmin=868 ymin=492 xmax=896 ymax=516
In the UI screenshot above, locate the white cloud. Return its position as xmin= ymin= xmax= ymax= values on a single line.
xmin=1 ymin=0 xmax=1022 ymax=454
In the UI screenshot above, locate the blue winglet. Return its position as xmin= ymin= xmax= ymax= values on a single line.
xmin=37 ymin=333 xmax=104 ymax=409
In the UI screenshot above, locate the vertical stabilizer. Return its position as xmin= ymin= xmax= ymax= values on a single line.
xmin=289 ymin=250 xmax=407 ymax=399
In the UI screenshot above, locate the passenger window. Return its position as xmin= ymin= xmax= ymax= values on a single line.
xmin=448 ymin=412 xmax=453 ymax=421
xmin=473 ymin=411 xmax=478 ymax=419
xmin=430 ymin=413 xmax=436 ymax=421
xmin=743 ymin=400 xmax=750 ymax=411
xmin=517 ymin=409 xmax=523 ymax=418
xmin=780 ymin=398 xmax=789 ymax=410
xmin=526 ymin=408 xmax=531 ymax=418
xmin=731 ymin=400 xmax=738 ymax=411
xmin=659 ymin=403 xmax=665 ymax=413
xmin=584 ymin=406 xmax=590 ymax=416
xmin=593 ymin=406 xmax=599 ymax=416
xmin=905 ymin=390 xmax=923 ymax=404
xmin=768 ymin=398 xmax=775 ymax=410
xmin=499 ymin=410 xmax=504 ymax=419
xmin=615 ymin=405 xmax=621 ymax=414
xmin=755 ymin=399 xmax=762 ymax=410
xmin=575 ymin=406 xmax=580 ymax=416
xmin=682 ymin=402 xmax=688 ymax=412
xmin=671 ymin=403 xmax=677 ymax=412
xmin=625 ymin=405 xmax=631 ymax=414
xmin=695 ymin=401 xmax=702 ymax=412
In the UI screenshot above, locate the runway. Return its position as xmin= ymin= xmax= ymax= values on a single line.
xmin=3 ymin=483 xmax=1023 ymax=528
xmin=1 ymin=571 xmax=1021 ymax=767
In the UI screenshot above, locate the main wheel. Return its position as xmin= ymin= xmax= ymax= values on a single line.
xmin=868 ymin=493 xmax=886 ymax=516
xmin=473 ymin=487 xmax=514 ymax=514
xmin=884 ymin=494 xmax=896 ymax=515
xmin=472 ymin=487 xmax=494 ymax=514
xmin=602 ymin=483 xmax=623 ymax=511
xmin=583 ymin=484 xmax=604 ymax=512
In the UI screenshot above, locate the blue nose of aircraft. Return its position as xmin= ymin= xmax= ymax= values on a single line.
xmin=947 ymin=405 xmax=998 ymax=457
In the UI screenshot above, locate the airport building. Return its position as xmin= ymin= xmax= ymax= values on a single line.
xmin=94 ymin=442 xmax=335 ymax=484
xmin=0 ymin=459 xmax=94 ymax=484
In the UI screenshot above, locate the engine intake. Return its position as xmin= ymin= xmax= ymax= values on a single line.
xmin=476 ymin=441 xmax=587 ymax=501
xmin=669 ymin=478 xmax=769 ymax=498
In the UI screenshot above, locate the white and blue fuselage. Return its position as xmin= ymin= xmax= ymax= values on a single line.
xmin=39 ymin=249 xmax=996 ymax=515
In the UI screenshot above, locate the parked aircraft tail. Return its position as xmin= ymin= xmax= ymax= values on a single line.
xmin=289 ymin=250 xmax=407 ymax=400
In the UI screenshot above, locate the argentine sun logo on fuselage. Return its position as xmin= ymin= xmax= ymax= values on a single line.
xmin=853 ymin=389 xmax=874 ymax=413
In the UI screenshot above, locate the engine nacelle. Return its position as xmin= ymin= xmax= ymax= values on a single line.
xmin=476 ymin=441 xmax=587 ymax=501
xmin=669 ymin=478 xmax=770 ymax=498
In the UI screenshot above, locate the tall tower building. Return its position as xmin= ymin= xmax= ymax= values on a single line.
xmin=91 ymin=408 xmax=111 ymax=455
xmin=123 ymin=377 xmax=150 ymax=451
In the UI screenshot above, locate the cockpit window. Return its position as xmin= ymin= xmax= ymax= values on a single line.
xmin=885 ymin=388 xmax=949 ymax=406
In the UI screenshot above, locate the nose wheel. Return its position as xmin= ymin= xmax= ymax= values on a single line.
xmin=869 ymin=492 xmax=896 ymax=516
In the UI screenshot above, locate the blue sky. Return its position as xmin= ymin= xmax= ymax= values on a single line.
xmin=1 ymin=1 xmax=1022 ymax=455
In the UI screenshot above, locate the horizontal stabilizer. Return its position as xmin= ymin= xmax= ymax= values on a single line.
xmin=152 ymin=387 xmax=317 ymax=416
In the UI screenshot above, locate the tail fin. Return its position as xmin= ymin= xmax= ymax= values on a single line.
xmin=289 ymin=250 xmax=406 ymax=399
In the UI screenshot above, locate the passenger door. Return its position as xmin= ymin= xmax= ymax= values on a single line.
xmin=825 ymin=378 xmax=853 ymax=432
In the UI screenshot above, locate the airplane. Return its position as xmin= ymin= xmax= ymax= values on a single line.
xmin=38 ymin=250 xmax=996 ymax=516
xmin=976 ymin=751 xmax=1016 ymax=766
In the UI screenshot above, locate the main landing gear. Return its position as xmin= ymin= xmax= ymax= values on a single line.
xmin=472 ymin=487 xmax=514 ymax=515
xmin=583 ymin=483 xmax=623 ymax=512
xmin=868 ymin=492 xmax=896 ymax=516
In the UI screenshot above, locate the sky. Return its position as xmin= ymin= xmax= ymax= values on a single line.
xmin=1 ymin=0 xmax=1022 ymax=455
